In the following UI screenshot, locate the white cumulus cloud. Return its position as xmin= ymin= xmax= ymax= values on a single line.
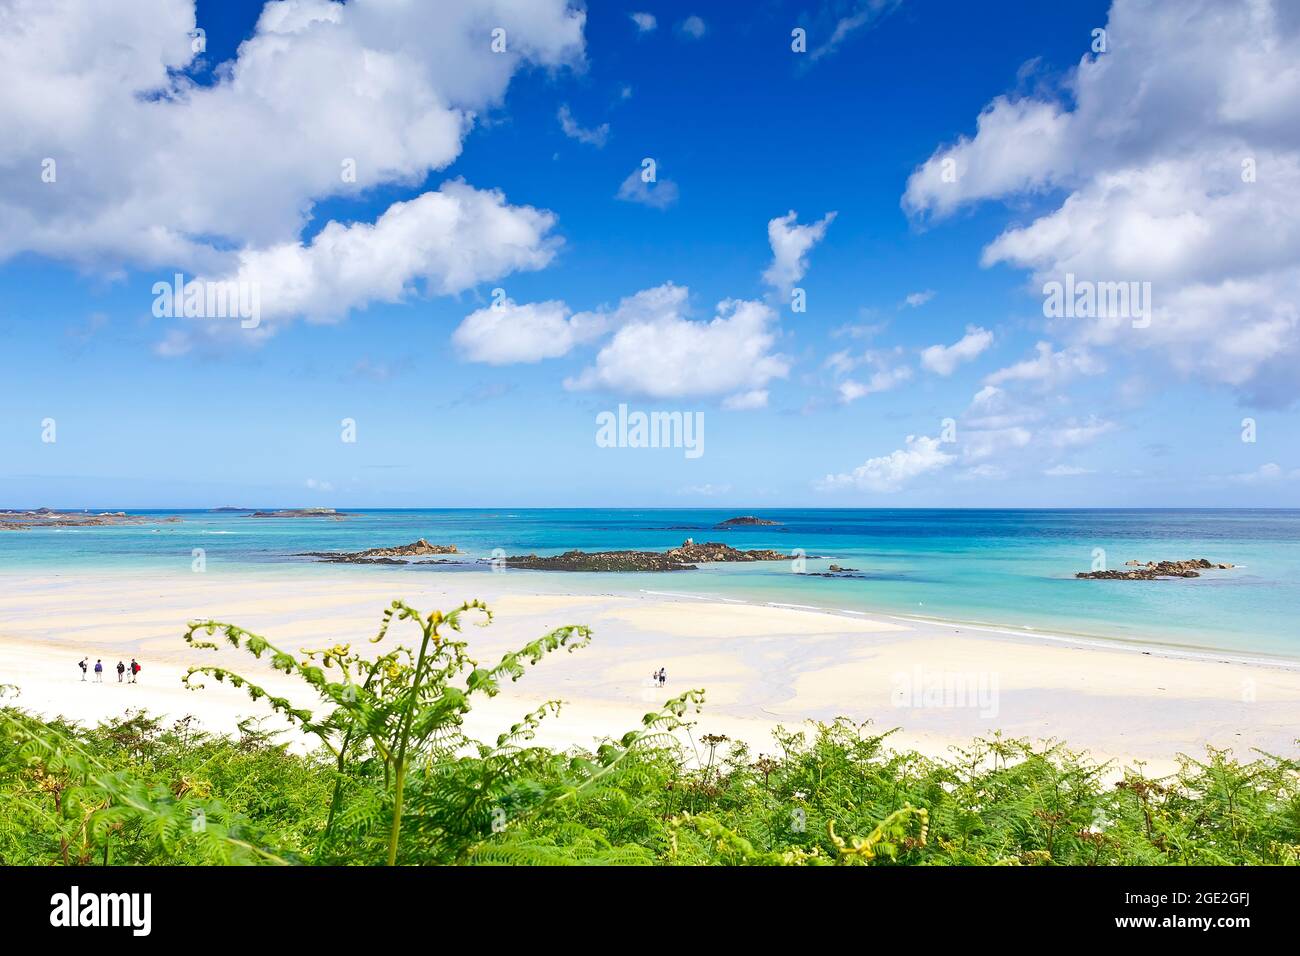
xmin=920 ymin=325 xmax=993 ymax=375
xmin=453 ymin=298 xmax=604 ymax=365
xmin=162 ymin=181 xmax=561 ymax=354
xmin=454 ymin=282 xmax=686 ymax=365
xmin=236 ymin=182 xmax=557 ymax=320
xmin=0 ymin=0 xmax=585 ymax=348
xmin=762 ymin=210 xmax=836 ymax=294
xmin=984 ymin=342 xmax=1103 ymax=390
xmin=818 ymin=435 xmax=954 ymax=493
xmin=566 ymin=290 xmax=788 ymax=405
xmin=838 ymin=365 xmax=912 ymax=403
xmin=902 ymin=0 xmax=1300 ymax=404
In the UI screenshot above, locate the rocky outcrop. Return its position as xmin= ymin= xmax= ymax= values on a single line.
xmin=669 ymin=540 xmax=787 ymax=563
xmin=496 ymin=539 xmax=791 ymax=572
xmin=300 ymin=538 xmax=459 ymax=564
xmin=716 ymin=515 xmax=780 ymax=527
xmin=0 ymin=510 xmax=181 ymax=530
xmin=1076 ymin=558 xmax=1235 ymax=580
xmin=249 ymin=509 xmax=347 ymax=519
xmin=496 ymin=549 xmax=695 ymax=572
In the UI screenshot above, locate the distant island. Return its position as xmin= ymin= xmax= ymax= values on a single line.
xmin=0 ymin=509 xmax=180 ymax=530
xmin=716 ymin=515 xmax=781 ymax=527
xmin=299 ymin=539 xmax=459 ymax=564
xmin=496 ymin=539 xmax=791 ymax=572
xmin=248 ymin=509 xmax=347 ymax=519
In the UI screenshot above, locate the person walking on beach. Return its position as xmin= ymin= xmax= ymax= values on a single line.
xmin=657 ymin=667 xmax=666 ymax=688
xmin=130 ymin=659 xmax=140 ymax=683
xmin=78 ymin=657 xmax=88 ymax=681
xmin=116 ymin=660 xmax=125 ymax=683
xmin=93 ymin=659 xmax=103 ymax=682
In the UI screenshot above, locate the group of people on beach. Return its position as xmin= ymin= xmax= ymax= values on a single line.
xmin=652 ymin=666 xmax=667 ymax=688
xmin=79 ymin=657 xmax=141 ymax=684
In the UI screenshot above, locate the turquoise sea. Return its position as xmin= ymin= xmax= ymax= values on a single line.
xmin=2 ymin=509 xmax=1298 ymax=658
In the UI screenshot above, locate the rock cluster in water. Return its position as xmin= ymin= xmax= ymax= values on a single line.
xmin=497 ymin=539 xmax=791 ymax=572
xmin=715 ymin=515 xmax=781 ymax=527
xmin=249 ymin=509 xmax=347 ymax=519
xmin=1075 ymin=558 xmax=1235 ymax=580
xmin=300 ymin=538 xmax=459 ymax=564
xmin=0 ymin=509 xmax=181 ymax=530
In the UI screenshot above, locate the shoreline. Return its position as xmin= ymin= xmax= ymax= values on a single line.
xmin=3 ymin=562 xmax=1300 ymax=777
xmin=640 ymin=586 xmax=1300 ymax=670
xmin=4 ymin=554 xmax=1291 ymax=664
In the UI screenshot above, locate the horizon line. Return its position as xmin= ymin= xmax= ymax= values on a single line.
xmin=6 ymin=506 xmax=1300 ymax=513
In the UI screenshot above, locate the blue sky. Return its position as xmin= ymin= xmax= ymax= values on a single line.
xmin=1 ymin=0 xmax=1297 ymax=508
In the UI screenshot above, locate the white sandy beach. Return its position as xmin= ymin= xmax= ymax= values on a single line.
xmin=3 ymin=564 xmax=1299 ymax=777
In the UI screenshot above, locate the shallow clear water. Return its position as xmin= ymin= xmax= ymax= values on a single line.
xmin=3 ymin=508 xmax=1297 ymax=657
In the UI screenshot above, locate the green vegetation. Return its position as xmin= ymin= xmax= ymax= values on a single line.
xmin=2 ymin=601 xmax=1298 ymax=866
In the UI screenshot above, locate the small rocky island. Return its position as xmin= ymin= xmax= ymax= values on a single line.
xmin=299 ymin=538 xmax=459 ymax=564
xmin=249 ymin=508 xmax=347 ymax=519
xmin=496 ymin=539 xmax=791 ymax=572
xmin=1076 ymin=558 xmax=1235 ymax=580
xmin=715 ymin=515 xmax=781 ymax=527
xmin=0 ymin=509 xmax=181 ymax=530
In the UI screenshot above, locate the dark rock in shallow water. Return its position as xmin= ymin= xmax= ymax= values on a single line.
xmin=494 ymin=550 xmax=696 ymax=572
xmin=1076 ymin=558 xmax=1235 ymax=580
xmin=809 ymin=563 xmax=867 ymax=578
xmin=496 ymin=539 xmax=791 ymax=572
xmin=300 ymin=538 xmax=459 ymax=564
xmin=715 ymin=515 xmax=780 ymax=527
